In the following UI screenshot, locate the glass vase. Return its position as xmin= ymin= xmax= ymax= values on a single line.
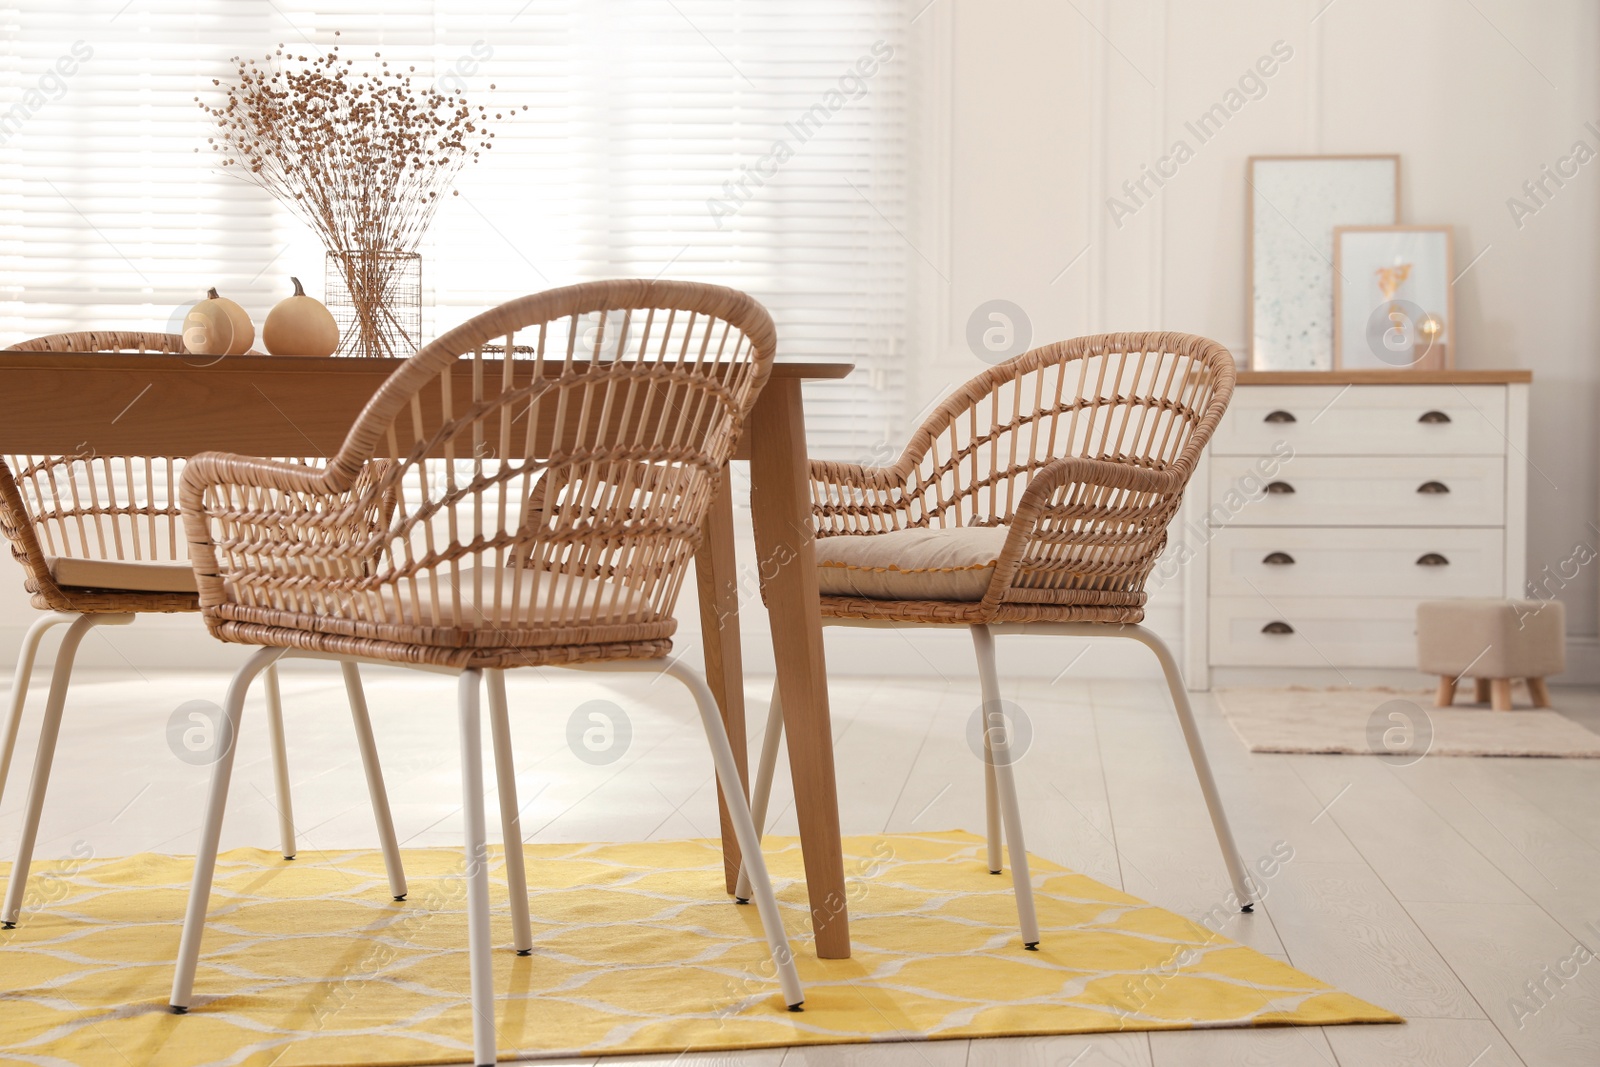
xmin=324 ymin=249 xmax=422 ymax=358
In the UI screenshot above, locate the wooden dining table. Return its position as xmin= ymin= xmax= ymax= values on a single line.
xmin=0 ymin=350 xmax=856 ymax=959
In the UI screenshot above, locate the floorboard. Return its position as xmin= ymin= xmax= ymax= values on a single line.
xmin=1407 ymin=901 xmax=1600 ymax=1067
xmin=1148 ymin=1025 xmax=1340 ymax=1066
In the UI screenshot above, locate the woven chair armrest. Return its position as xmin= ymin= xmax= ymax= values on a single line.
xmin=1012 ymin=454 xmax=1178 ymax=505
xmin=180 ymin=451 xmax=354 ymax=499
xmin=809 ymin=458 xmax=908 ymax=493
xmin=982 ymin=456 xmax=1181 ymax=603
xmin=179 ymin=451 xmax=386 ymax=606
xmin=808 ymin=458 xmax=917 ymax=535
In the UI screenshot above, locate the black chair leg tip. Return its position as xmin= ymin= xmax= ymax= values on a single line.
xmin=2 ymin=921 xmax=14 ymax=930
xmin=393 ymin=895 xmax=406 ymax=902
xmin=734 ymin=897 xmax=749 ymax=905
xmin=1241 ymin=903 xmax=1254 ymax=913
xmin=516 ymin=949 xmax=532 ymax=957
xmin=788 ymin=1002 xmax=804 ymax=1012
xmin=989 ymin=870 xmax=1002 ymax=876
xmin=1024 ymin=942 xmax=1040 ymax=951
xmin=169 ymin=1005 xmax=188 ymax=1015
xmin=284 ymin=855 xmax=295 ymax=861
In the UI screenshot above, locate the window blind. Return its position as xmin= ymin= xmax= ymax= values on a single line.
xmin=0 ymin=1 xmax=918 ymax=459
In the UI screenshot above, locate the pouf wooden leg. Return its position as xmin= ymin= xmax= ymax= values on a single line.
xmin=1527 ymin=678 xmax=1552 ymax=708
xmin=1474 ymin=678 xmax=1492 ymax=703
xmin=1489 ymin=678 xmax=1513 ymax=712
xmin=1435 ymin=676 xmax=1457 ymax=707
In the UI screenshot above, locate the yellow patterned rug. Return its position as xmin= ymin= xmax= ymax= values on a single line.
xmin=1 ymin=831 xmax=1396 ymax=1064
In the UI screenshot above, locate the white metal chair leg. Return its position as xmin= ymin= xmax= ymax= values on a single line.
xmin=0 ymin=612 xmax=75 ymax=809
xmin=457 ymin=669 xmax=498 ymax=1066
xmin=1125 ymin=625 xmax=1255 ymax=909
xmin=341 ymin=661 xmax=407 ymax=901
xmin=486 ymin=669 xmax=533 ymax=955
xmin=170 ymin=646 xmax=283 ymax=1010
xmin=261 ymin=664 xmax=296 ymax=860
xmin=664 ymin=660 xmax=803 ymax=1009
xmin=2 ymin=613 xmax=133 ymax=928
xmin=971 ymin=625 xmax=1039 ymax=949
xmin=734 ymin=684 xmax=784 ymax=903
xmin=982 ymin=717 xmax=1002 ymax=875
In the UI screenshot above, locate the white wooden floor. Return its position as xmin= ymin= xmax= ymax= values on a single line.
xmin=4 ymin=661 xmax=1600 ymax=1067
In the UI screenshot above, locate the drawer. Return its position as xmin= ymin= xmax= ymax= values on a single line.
xmin=1209 ymin=596 xmax=1418 ymax=668
xmin=1208 ymin=527 xmax=1504 ymax=599
xmin=1213 ymin=384 xmax=1507 ymax=456
xmin=1208 ymin=455 xmax=1504 ymax=527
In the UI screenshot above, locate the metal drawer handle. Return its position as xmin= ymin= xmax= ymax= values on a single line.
xmin=1265 ymin=481 xmax=1296 ymax=494
xmin=1261 ymin=621 xmax=1295 ymax=635
xmin=1418 ymin=410 xmax=1452 ymax=424
xmin=1417 ymin=481 xmax=1450 ymax=494
xmin=1262 ymin=551 xmax=1296 ymax=565
xmin=1264 ymin=410 xmax=1297 ymax=423
xmin=1416 ymin=553 xmax=1450 ymax=566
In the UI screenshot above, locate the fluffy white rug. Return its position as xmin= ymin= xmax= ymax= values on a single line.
xmin=1214 ymin=687 xmax=1600 ymax=759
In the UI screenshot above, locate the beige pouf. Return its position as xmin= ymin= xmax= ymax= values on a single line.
xmin=1417 ymin=599 xmax=1565 ymax=711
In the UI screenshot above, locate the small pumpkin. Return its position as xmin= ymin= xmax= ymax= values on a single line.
xmin=263 ymin=276 xmax=340 ymax=357
xmin=183 ymin=287 xmax=255 ymax=356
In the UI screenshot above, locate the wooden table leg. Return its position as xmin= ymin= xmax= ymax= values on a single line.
xmin=748 ymin=377 xmax=850 ymax=959
xmin=696 ymin=466 xmax=748 ymax=895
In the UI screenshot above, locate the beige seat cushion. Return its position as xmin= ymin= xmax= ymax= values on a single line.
xmin=816 ymin=526 xmax=1010 ymax=601
xmin=46 ymin=556 xmax=198 ymax=594
xmin=394 ymin=564 xmax=652 ymax=628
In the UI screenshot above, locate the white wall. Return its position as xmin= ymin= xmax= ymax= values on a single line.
xmin=5 ymin=0 xmax=1597 ymax=682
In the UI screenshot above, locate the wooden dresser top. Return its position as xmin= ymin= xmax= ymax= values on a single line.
xmin=1237 ymin=369 xmax=1532 ymax=385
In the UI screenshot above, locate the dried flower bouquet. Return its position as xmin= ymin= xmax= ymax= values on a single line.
xmin=199 ymin=34 xmax=521 ymax=356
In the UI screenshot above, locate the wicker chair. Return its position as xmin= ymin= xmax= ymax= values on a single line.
xmin=166 ymin=280 xmax=804 ymax=1064
xmin=0 ymin=331 xmax=408 ymax=928
xmin=737 ymin=332 xmax=1255 ymax=945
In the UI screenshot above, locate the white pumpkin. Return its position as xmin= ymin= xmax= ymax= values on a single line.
xmin=263 ymin=276 xmax=340 ymax=357
xmin=183 ymin=288 xmax=255 ymax=357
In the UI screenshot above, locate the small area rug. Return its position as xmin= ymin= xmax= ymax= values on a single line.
xmin=1 ymin=831 xmax=1396 ymax=1065
xmin=1216 ymin=687 xmax=1600 ymax=758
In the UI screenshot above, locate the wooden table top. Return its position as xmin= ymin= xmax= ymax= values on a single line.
xmin=0 ymin=352 xmax=856 ymax=378
xmin=0 ymin=352 xmax=854 ymax=458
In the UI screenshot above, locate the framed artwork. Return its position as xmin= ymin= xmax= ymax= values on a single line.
xmin=1248 ymin=155 xmax=1400 ymax=371
xmin=1333 ymin=225 xmax=1454 ymax=371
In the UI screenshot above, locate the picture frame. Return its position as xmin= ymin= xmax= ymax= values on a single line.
xmin=1248 ymin=154 xmax=1401 ymax=371
xmin=1332 ymin=224 xmax=1455 ymax=372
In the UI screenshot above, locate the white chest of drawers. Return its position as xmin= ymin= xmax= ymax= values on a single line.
xmin=1180 ymin=371 xmax=1530 ymax=686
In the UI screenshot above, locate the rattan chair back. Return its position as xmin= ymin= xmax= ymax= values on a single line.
xmin=909 ymin=333 xmax=1231 ymax=524
xmin=180 ymin=280 xmax=776 ymax=667
xmin=810 ymin=332 xmax=1234 ymax=617
xmin=1 ymin=332 xmax=196 ymax=611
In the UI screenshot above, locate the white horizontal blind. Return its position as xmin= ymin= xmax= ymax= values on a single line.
xmin=0 ymin=3 xmax=301 ymax=341
xmin=0 ymin=1 xmax=917 ymax=460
